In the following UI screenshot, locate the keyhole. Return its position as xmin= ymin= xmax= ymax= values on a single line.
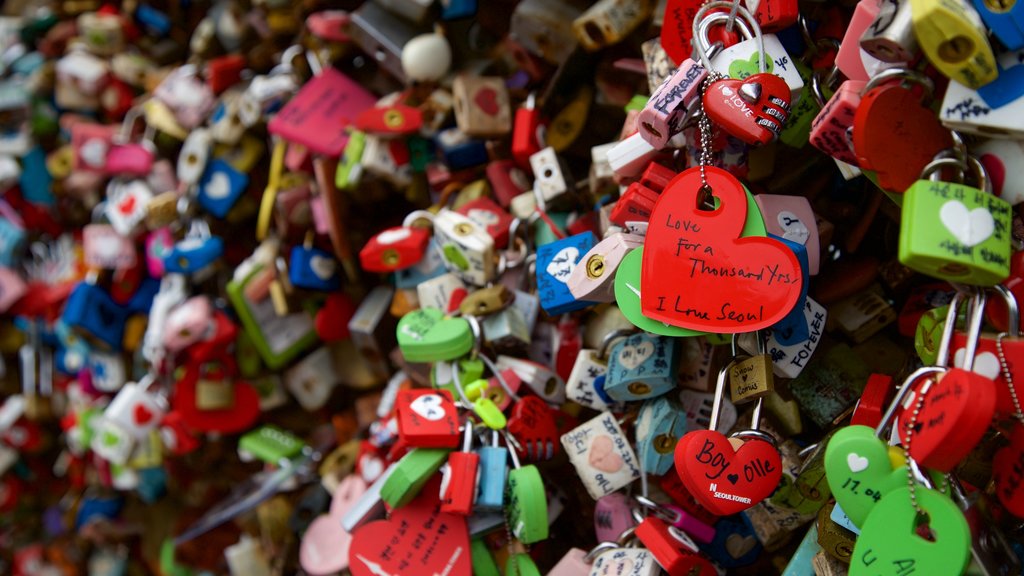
xmin=586 ymin=254 xmax=605 ymax=279
xmin=627 ymin=382 xmax=651 ymax=395
xmin=653 ymin=434 xmax=676 ymax=454
xmin=641 ymin=121 xmax=662 ymax=139
xmin=937 ymin=262 xmax=969 ymax=277
xmin=544 ymin=377 xmax=557 ymax=396
xmin=937 ymin=35 xmax=975 ymax=63
xmin=454 ymin=222 xmax=474 ymax=236
xmin=583 ymin=21 xmax=605 ymax=45
xmin=381 ymin=249 xmax=399 ymax=266
xmin=984 ymin=0 xmax=1015 ymax=12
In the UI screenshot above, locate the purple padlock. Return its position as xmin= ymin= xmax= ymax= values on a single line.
xmin=594 ymin=492 xmax=637 ymax=543
xmin=663 ymin=503 xmax=716 ymax=544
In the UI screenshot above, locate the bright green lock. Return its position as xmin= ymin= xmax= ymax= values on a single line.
xmin=914 ymin=305 xmax=948 ymax=366
xmin=239 ymin=425 xmax=306 ymax=464
xmin=380 ymin=448 xmax=451 ymax=509
xmin=898 ymin=160 xmax=1012 ymax=286
xmin=431 ymin=357 xmax=484 ymax=398
xmin=335 ymin=130 xmax=366 ymax=190
xmin=505 ymin=553 xmax=542 ymax=576
xmin=471 ymin=539 xmax=500 ymax=576
xmin=396 ymin=308 xmax=474 ymax=363
xmin=773 ymin=431 xmax=833 ymax=515
xmin=780 ymin=60 xmax=817 ymax=148
xmin=505 ymin=454 xmax=548 ymax=544
xmin=850 ymin=486 xmax=970 ymax=576
xmin=824 ymin=425 xmax=909 ymax=528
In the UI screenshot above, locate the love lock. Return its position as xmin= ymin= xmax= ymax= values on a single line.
xmin=507 ymin=395 xmax=559 ymax=461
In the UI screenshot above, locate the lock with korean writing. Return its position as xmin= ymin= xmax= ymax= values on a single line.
xmin=603 ymin=333 xmax=678 ymax=402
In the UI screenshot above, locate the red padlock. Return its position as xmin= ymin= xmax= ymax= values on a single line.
xmin=440 ymin=424 xmax=479 ymax=515
xmin=609 ymin=182 xmax=660 ymax=227
xmin=354 ymin=105 xmax=424 ymax=136
xmin=359 ymin=226 xmax=431 ymax=273
xmin=456 ymin=196 xmax=515 ymax=249
xmin=636 ymin=515 xmax=717 ymax=576
xmin=554 ymin=318 xmax=582 ymax=382
xmin=850 ymin=373 xmax=894 ymax=429
xmin=512 ymin=93 xmax=544 ymax=169
xmin=395 ymin=389 xmax=461 ymax=449
xmin=507 ymin=395 xmax=560 ymax=461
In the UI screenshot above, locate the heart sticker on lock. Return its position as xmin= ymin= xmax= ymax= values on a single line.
xmin=300 ymin=475 xmax=367 ymax=575
xmin=673 ymin=429 xmax=782 ymax=516
xmin=641 ymin=167 xmax=802 ymax=333
xmin=703 ymin=74 xmax=791 ymax=146
xmin=349 ymin=476 xmax=471 ymax=576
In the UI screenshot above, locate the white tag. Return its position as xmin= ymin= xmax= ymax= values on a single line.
xmin=561 ymin=412 xmax=642 ymax=499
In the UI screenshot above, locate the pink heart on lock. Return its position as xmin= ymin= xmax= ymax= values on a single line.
xmin=300 ymin=476 xmax=368 ymax=575
xmin=589 ymin=435 xmax=625 ymax=473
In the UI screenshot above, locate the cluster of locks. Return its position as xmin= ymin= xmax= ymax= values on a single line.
xmin=2 ymin=0 xmax=1024 ymax=574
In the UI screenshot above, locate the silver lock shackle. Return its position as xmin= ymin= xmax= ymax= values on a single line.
xmin=692 ymin=2 xmax=764 ymax=75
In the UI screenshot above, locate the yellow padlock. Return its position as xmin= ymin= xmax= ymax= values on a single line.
xmin=909 ymin=0 xmax=997 ymax=88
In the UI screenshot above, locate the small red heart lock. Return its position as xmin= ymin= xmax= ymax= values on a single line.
xmin=993 ymin=424 xmax=1024 ymax=518
xmin=703 ymin=73 xmax=791 ymax=146
xmin=359 ymin=226 xmax=431 ymax=273
xmin=395 ymin=389 xmax=461 ymax=449
xmin=508 ymin=395 xmax=560 ymax=461
xmin=673 ymin=430 xmax=782 ymax=516
xmin=640 ymin=166 xmax=803 ymax=333
xmin=348 ymin=476 xmax=471 ymax=576
xmin=898 ymin=368 xmax=997 ymax=472
xmin=173 ymin=360 xmax=261 ymax=434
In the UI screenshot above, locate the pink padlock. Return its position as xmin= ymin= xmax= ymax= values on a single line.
xmin=83 ymin=224 xmax=137 ymax=270
xmin=72 ymin=123 xmax=117 ymax=173
xmin=0 ymin=266 xmax=26 ymax=313
xmin=548 ymin=548 xmax=591 ymax=576
xmin=105 ymin=142 xmax=154 ymax=176
xmin=662 ymin=503 xmax=717 ymax=544
xmin=754 ymin=194 xmax=821 ymax=275
xmin=594 ymin=492 xmax=637 ymax=543
xmin=835 ymin=0 xmax=896 ymax=82
xmin=809 ymin=79 xmax=866 ymax=167
xmin=162 ymin=295 xmax=214 ymax=352
xmin=638 ymin=59 xmax=707 ymax=149
xmin=145 ymin=228 xmax=174 ymax=278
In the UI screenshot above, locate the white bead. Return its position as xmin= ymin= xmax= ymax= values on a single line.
xmin=401 ymin=33 xmax=451 ymax=83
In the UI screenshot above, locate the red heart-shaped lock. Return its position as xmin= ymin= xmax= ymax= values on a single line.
xmin=641 ymin=166 xmax=802 ymax=333
xmin=315 ymin=293 xmax=356 ymax=342
xmin=395 ymin=389 xmax=461 ymax=448
xmin=993 ymin=424 xmax=1024 ymax=518
xmin=173 ymin=361 xmax=261 ymax=434
xmin=673 ymin=430 xmax=782 ymax=516
xmin=852 ymin=83 xmax=952 ymax=192
xmin=508 ymin=396 xmax=560 ymax=461
xmin=703 ymin=74 xmax=791 ymax=146
xmin=899 ymin=369 xmax=997 ymax=472
xmin=348 ymin=476 xmax=471 ymax=576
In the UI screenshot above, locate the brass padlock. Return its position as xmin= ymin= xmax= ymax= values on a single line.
xmin=816 ymin=501 xmax=856 ymax=563
xmin=195 ymin=377 xmax=235 ymax=411
xmin=729 ymin=333 xmax=775 ymax=404
xmin=460 ymin=285 xmax=515 ymax=317
xmin=145 ymin=191 xmax=180 ymax=229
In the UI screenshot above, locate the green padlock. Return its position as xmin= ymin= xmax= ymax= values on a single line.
xmin=396 ymin=308 xmax=474 ymax=363
xmin=849 ymin=487 xmax=970 ymax=576
xmin=471 ymin=539 xmax=500 ymax=576
xmin=431 ymin=357 xmax=485 ymax=398
xmin=898 ymin=156 xmax=1012 ymax=286
xmin=380 ymin=448 xmax=451 ymax=509
xmin=505 ymin=441 xmax=549 ymax=544
xmin=505 ymin=553 xmax=542 ymax=576
xmin=773 ymin=432 xmax=833 ymax=516
xmin=239 ymin=425 xmax=306 ymax=464
xmin=780 ymin=60 xmax=818 ymax=149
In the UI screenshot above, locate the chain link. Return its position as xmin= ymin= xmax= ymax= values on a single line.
xmin=996 ymin=332 xmax=1024 ymax=425
xmin=696 ymin=72 xmax=725 ymax=210
xmin=902 ymin=378 xmax=931 ymax=517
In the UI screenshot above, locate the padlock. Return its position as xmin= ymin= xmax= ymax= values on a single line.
xmin=481 ymin=307 xmax=531 ymax=354
xmin=460 ymin=284 xmax=514 ymax=317
xmin=536 ymin=232 xmax=598 ymax=315
xmin=361 ymin=225 xmax=431 ymax=274
xmin=105 ymin=180 xmax=154 ymax=237
xmin=567 ymin=233 xmax=644 ymax=302
xmin=505 ymin=436 xmax=549 ymax=544
xmin=433 ymin=209 xmax=497 ymax=286
xmin=62 ymin=281 xmax=129 ymax=351
xmin=860 ymin=0 xmax=919 ymax=63
xmin=55 ymin=49 xmax=108 ymax=112
xmin=197 ymin=159 xmax=248 ymax=219
xmin=530 ymin=147 xmax=576 ymax=210
xmin=82 ymin=224 xmax=136 ymax=271
xmin=507 ymin=395 xmax=559 ymax=461
xmin=635 ymin=515 xmax=717 ymax=576
xmin=283 ymin=347 xmax=339 ymax=411
xmin=728 ymin=338 xmax=775 ymax=405
xmin=609 ymin=182 xmax=660 ymax=228
xmin=815 ymin=501 xmax=856 ymax=562
xmin=452 ymin=75 xmax=511 ymax=139
xmin=351 ymin=1 xmax=432 ymax=84
xmin=593 ymin=492 xmax=637 ymax=542
xmin=572 ymin=0 xmax=654 ymax=51
xmin=910 ymin=0 xmax=997 ymax=89
xmin=831 ymin=287 xmax=897 ymax=344
xmin=289 ymin=243 xmax=341 ymax=292
xmin=153 ymin=66 xmax=215 ymax=130
xmin=161 ymin=295 xmax=213 ymax=352
xmin=603 ymin=333 xmax=678 ymax=402
xmin=497 ymin=355 xmax=568 ymax=405
xmin=566 ymin=339 xmax=618 ymax=412
xmin=943 ymin=47 xmax=1024 ymax=137
xmin=379 ymin=447 xmax=451 ymax=509
xmin=636 ymin=396 xmax=688 ymax=476
xmin=588 ymin=546 xmax=660 ymax=576
xmin=396 ymin=308 xmax=474 ymax=363
xmin=835 ymin=0 xmax=903 ymax=82
xmin=561 ymin=411 xmax=642 ymax=500
xmin=899 ymin=153 xmax=1012 ymax=286
xmin=439 ymin=423 xmax=479 ymax=515
xmin=973 ymin=0 xmax=1024 ymax=51
xmin=395 ymin=389 xmax=461 ymax=449
xmin=808 ymin=74 xmax=866 ymax=168
xmin=476 ymin=430 xmax=508 ymax=511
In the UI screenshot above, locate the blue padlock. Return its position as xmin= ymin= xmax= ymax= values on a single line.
xmin=289 ymin=245 xmax=341 ymax=291
xmin=635 ymin=396 xmax=687 ymax=476
xmin=435 ymin=128 xmax=489 ymax=171
xmin=394 ymin=239 xmax=446 ymax=289
xmin=163 ymin=235 xmax=224 ymax=275
xmin=768 ymin=234 xmax=810 ymax=346
xmin=135 ymin=4 xmax=172 ymax=37
xmin=977 ymin=50 xmax=1024 ymax=109
xmin=442 ymin=0 xmax=478 ymax=20
xmin=136 ymin=466 xmax=168 ymax=503
xmin=197 ymin=159 xmax=249 ymax=218
xmin=475 ymin=431 xmax=507 ymax=511
xmin=0 ymin=217 xmax=26 ymax=267
xmin=124 ymin=276 xmax=160 ymax=314
xmin=62 ymin=282 xmax=130 ymax=350
xmin=19 ymin=146 xmax=54 ymax=206
xmin=698 ymin=512 xmax=762 ymax=568
xmin=974 ymin=0 xmax=1024 ymax=51
xmin=603 ymin=333 xmax=678 ymax=401
xmin=75 ymin=493 xmax=124 ymax=530
xmin=536 ymin=231 xmax=597 ymax=315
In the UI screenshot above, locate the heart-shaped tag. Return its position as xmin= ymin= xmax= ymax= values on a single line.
xmin=824 ymin=425 xmax=909 ymax=528
xmin=309 ymin=255 xmax=337 ymax=280
xmin=952 ymin=348 xmax=1001 ymax=380
xmin=204 ymin=171 xmax=232 ymax=200
xmin=396 ymin=308 xmax=474 ymax=363
xmin=993 ymin=424 xmax=1024 ymax=518
xmin=939 ymin=201 xmax=996 ymax=247
xmin=588 ymin=435 xmax=625 ymax=473
xmin=641 ymin=167 xmax=802 ymax=333
xmin=300 ymin=476 xmax=367 ymax=575
xmin=703 ymin=74 xmax=791 ymax=145
xmin=725 ymin=533 xmax=758 ymax=559
xmin=673 ymin=430 xmax=782 ymax=516
xmin=849 ymin=487 xmax=970 ymax=576
xmin=898 ymin=369 xmax=997 ymax=472
xmin=349 ymin=476 xmax=471 ymax=576
xmin=728 ymin=52 xmax=774 ymax=79
xmin=545 ymin=246 xmax=580 ymax=285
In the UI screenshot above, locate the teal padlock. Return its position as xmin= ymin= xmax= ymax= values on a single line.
xmin=635 ymin=396 xmax=687 ymax=476
xmin=898 ymin=155 xmax=1012 ymax=286
xmin=603 ymin=333 xmax=678 ymax=402
xmin=380 ymin=448 xmax=451 ymax=509
xmin=505 ymin=436 xmax=549 ymax=544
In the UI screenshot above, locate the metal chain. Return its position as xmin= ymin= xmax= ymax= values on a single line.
xmin=902 ymin=378 xmax=931 ymax=517
xmin=696 ymin=72 xmax=725 ymax=210
xmin=996 ymin=333 xmax=1024 ymax=425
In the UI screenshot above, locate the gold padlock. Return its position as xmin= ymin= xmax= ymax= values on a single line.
xmin=816 ymin=501 xmax=856 ymax=563
xmin=729 ymin=333 xmax=775 ymax=405
xmin=460 ymin=285 xmax=515 ymax=317
xmin=145 ymin=191 xmax=179 ymax=229
xmin=195 ymin=378 xmax=236 ymax=411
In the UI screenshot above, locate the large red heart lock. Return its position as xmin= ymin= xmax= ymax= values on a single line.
xmin=348 ymin=476 xmax=471 ymax=576
xmin=173 ymin=358 xmax=261 ymax=434
xmin=641 ymin=166 xmax=802 ymax=333
xmin=993 ymin=424 xmax=1024 ymax=518
xmin=898 ymin=368 xmax=997 ymax=472
xmin=661 ymin=0 xmax=740 ymax=65
xmin=703 ymin=73 xmax=791 ymax=146
xmin=674 ymin=430 xmax=782 ymax=516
